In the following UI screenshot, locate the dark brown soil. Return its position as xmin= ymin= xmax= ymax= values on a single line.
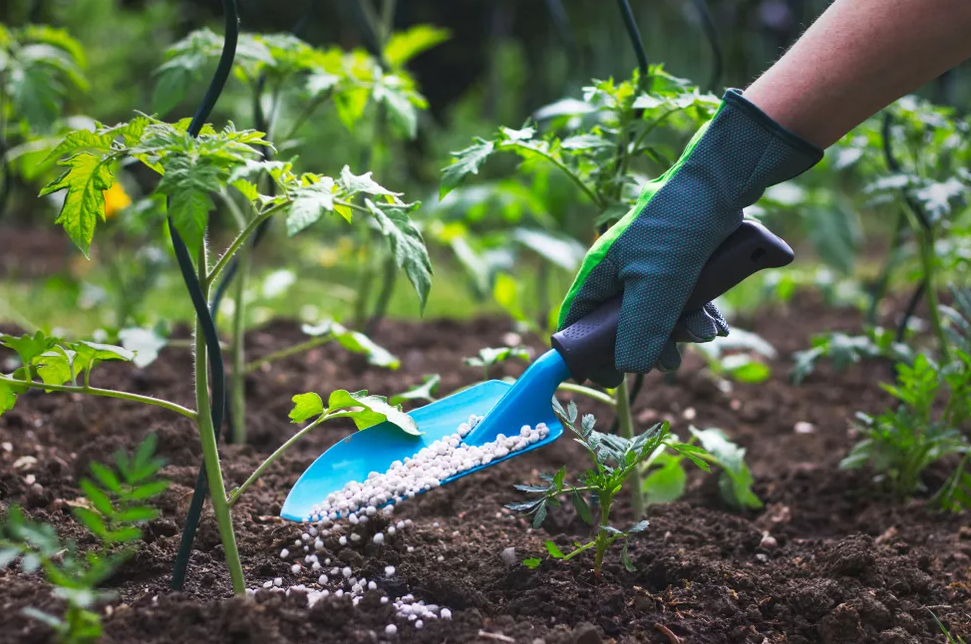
xmin=2 ymin=295 xmax=969 ymax=644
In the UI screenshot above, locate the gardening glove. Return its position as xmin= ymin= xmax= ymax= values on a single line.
xmin=559 ymin=89 xmax=823 ymax=383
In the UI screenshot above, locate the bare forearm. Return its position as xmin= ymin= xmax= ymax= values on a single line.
xmin=744 ymin=0 xmax=971 ymax=148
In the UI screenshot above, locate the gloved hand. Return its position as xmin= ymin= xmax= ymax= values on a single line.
xmin=559 ymin=89 xmax=822 ymax=382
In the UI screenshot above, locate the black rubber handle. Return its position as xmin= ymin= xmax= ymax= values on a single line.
xmin=551 ymin=220 xmax=794 ymax=387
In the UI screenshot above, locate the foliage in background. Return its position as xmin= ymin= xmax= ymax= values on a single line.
xmin=0 ymin=435 xmax=167 ymax=643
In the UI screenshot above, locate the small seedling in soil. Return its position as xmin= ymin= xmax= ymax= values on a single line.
xmin=842 ymin=350 xmax=970 ymax=500
xmin=0 ymin=435 xmax=167 ymax=643
xmin=464 ymin=346 xmax=532 ymax=381
xmin=509 ymin=399 xmax=709 ymax=578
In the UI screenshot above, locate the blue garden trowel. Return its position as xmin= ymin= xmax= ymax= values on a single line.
xmin=281 ymin=220 xmax=793 ymax=521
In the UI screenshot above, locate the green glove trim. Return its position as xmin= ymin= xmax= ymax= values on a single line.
xmin=558 ymin=88 xmax=822 ymax=377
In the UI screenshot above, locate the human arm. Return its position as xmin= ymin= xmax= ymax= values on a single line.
xmin=744 ymin=0 xmax=971 ymax=148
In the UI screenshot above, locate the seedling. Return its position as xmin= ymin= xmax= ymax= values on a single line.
xmin=0 ymin=435 xmax=167 ymax=643
xmin=792 ymin=327 xmax=915 ymax=384
xmin=463 ymin=345 xmax=531 ymax=381
xmin=842 ymin=352 xmax=970 ymax=498
xmin=509 ymin=399 xmax=709 ymax=578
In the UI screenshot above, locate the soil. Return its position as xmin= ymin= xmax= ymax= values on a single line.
xmin=1 ymin=293 xmax=969 ymax=644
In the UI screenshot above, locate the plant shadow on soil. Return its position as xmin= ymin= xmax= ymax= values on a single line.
xmin=1 ymin=294 xmax=970 ymax=644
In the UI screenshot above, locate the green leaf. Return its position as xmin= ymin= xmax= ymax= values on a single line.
xmin=319 ymin=321 xmax=400 ymax=369
xmin=523 ymin=557 xmax=542 ymax=570
xmin=151 ymin=66 xmax=190 ymax=116
xmin=35 ymin=348 xmax=76 ymax=387
xmin=373 ymin=75 xmax=422 ymax=139
xmin=156 ymin=155 xmax=221 ymax=253
xmin=628 ymin=520 xmax=650 ymax=534
xmin=511 ymin=227 xmax=586 ymax=272
xmin=440 ymin=139 xmax=496 ymax=198
xmin=544 ymin=540 xmax=565 ymax=559
xmin=337 ymin=165 xmax=401 ymax=200
xmin=719 ymin=354 xmax=771 ymax=384
xmin=114 ymin=506 xmax=160 ymax=523
xmin=128 ymin=480 xmax=168 ymax=500
xmin=571 ymin=490 xmax=593 ymax=524
xmin=620 ymin=540 xmax=636 ymax=572
xmin=365 ymin=201 xmax=433 ymax=311
xmin=287 ymin=179 xmax=340 ymax=235
xmin=289 ymin=392 xmax=324 ymax=423
xmin=105 ymin=526 xmax=142 ymax=544
xmin=72 ymin=341 xmax=134 ymax=372
xmin=643 ymin=457 xmax=687 ymax=505
xmin=326 ymin=389 xmax=419 ymax=435
xmin=89 ymin=462 xmax=121 ymax=493
xmin=22 ymin=607 xmax=65 ymax=630
xmin=0 ymin=331 xmax=57 ymax=366
xmin=72 ymin=507 xmax=108 ymax=538
xmin=0 ymin=380 xmax=17 ymax=418
xmin=79 ymin=479 xmax=114 ymax=516
xmin=0 ymin=547 xmax=22 ymax=568
xmin=384 ymin=25 xmax=450 ymax=67
xmin=389 ymin=375 xmax=441 ymax=406
xmin=118 ymin=328 xmax=168 ymax=368
xmin=689 ymin=428 xmax=762 ymax=510
xmin=38 ymin=152 xmax=114 ymax=255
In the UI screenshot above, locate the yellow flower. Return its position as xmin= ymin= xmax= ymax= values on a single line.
xmin=103 ymin=183 xmax=131 ymax=219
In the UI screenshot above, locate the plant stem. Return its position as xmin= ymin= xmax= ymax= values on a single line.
xmin=0 ymin=374 xmax=197 ymax=419
xmin=192 ymin=243 xmax=246 ymax=595
xmin=594 ymin=495 xmax=611 ymax=577
xmin=206 ymin=207 xmax=275 ymax=287
xmin=557 ymin=382 xmax=617 ymax=407
xmin=230 ymin=243 xmax=250 ymax=445
xmin=365 ymin=253 xmax=397 ymax=335
xmin=506 ymin=141 xmax=603 ymax=208
xmin=353 ymin=232 xmax=377 ymax=329
xmin=242 ymin=334 xmax=334 ymax=375
xmin=615 ymin=376 xmax=644 ymax=520
xmin=227 ymin=414 xmax=328 ymax=507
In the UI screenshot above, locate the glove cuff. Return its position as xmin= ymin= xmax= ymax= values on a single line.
xmin=719 ymin=88 xmax=824 ymax=193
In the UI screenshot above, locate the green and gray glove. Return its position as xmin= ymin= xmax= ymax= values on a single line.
xmin=559 ymin=89 xmax=823 ymax=378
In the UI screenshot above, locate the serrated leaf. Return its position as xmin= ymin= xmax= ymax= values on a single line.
xmin=0 ymin=331 xmax=56 ymax=366
xmin=384 ymin=25 xmax=450 ymax=67
xmin=373 ymin=74 xmax=422 ymax=139
xmin=35 ymin=348 xmax=75 ymax=387
xmin=338 ymin=165 xmax=401 ymax=200
xmin=628 ymin=519 xmax=650 ymax=534
xmin=545 ymin=540 xmax=565 ymax=559
xmin=571 ymin=490 xmax=593 ymax=524
xmin=156 ymin=155 xmax=221 ymax=252
xmin=365 ymin=201 xmax=433 ymax=311
xmin=327 ymin=389 xmax=419 ymax=435
xmin=440 ymin=140 xmax=495 ymax=198
xmin=289 ymin=392 xmax=324 ymax=423
xmin=532 ymin=501 xmax=548 ymax=528
xmin=39 ymin=153 xmax=114 ymax=255
xmin=287 ymin=179 xmax=340 ymax=235
xmin=511 ymin=227 xmax=587 ymax=272
xmin=73 ymin=341 xmax=134 ymax=371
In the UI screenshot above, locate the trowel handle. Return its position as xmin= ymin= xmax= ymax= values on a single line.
xmin=550 ymin=220 xmax=794 ymax=387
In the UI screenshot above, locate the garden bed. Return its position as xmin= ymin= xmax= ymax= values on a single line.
xmin=1 ymin=295 xmax=968 ymax=644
